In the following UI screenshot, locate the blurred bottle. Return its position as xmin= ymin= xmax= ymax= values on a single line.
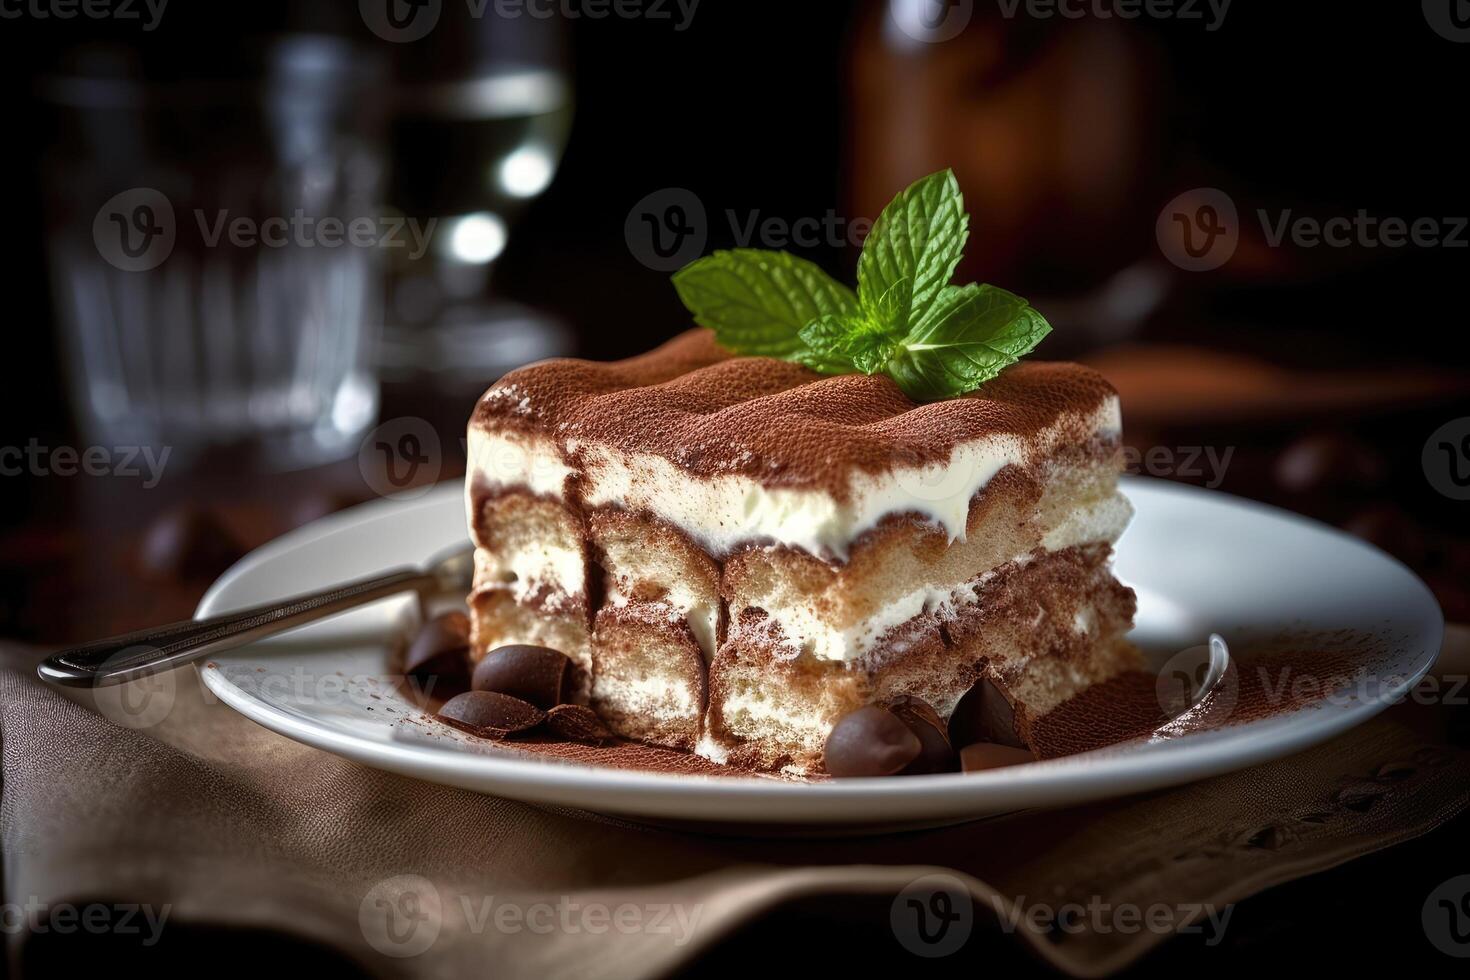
xmin=850 ymin=2 xmax=1168 ymax=355
xmin=376 ymin=4 xmax=575 ymax=441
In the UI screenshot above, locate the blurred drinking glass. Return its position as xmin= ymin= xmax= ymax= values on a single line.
xmin=41 ymin=36 xmax=388 ymax=471
xmin=377 ymin=4 xmax=575 ymax=422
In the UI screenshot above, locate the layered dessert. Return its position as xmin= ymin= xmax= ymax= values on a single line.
xmin=464 ymin=327 xmax=1138 ymax=774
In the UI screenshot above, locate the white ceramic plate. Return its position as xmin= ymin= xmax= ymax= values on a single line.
xmin=198 ymin=478 xmax=1443 ymax=829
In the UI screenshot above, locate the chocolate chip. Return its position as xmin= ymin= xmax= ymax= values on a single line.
xmin=471 ymin=645 xmax=572 ymax=709
xmin=545 ymin=704 xmax=617 ymax=744
xmin=959 ymin=742 xmax=1034 ymax=773
xmin=823 ymin=705 xmax=922 ymax=777
xmin=140 ymin=507 xmax=245 ymax=582
xmin=438 ymin=691 xmax=545 ymax=738
xmin=885 ymin=695 xmax=957 ymax=775
xmin=948 ymin=675 xmax=1026 ymax=749
xmin=405 ymin=612 xmax=471 ymax=682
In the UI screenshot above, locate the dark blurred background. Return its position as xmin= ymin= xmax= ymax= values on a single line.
xmin=1 ymin=0 xmax=1467 ymax=640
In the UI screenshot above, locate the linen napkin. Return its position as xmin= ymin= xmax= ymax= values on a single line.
xmin=2 ymin=631 xmax=1466 ymax=978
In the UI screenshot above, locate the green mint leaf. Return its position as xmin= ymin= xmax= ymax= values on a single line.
xmin=668 ymin=170 xmax=1054 ymax=401
xmin=856 ymin=169 xmax=968 ymax=330
xmin=672 ymin=249 xmax=858 ymax=356
xmin=797 ymin=315 xmax=902 ymax=376
xmin=886 ymin=284 xmax=1052 ymax=400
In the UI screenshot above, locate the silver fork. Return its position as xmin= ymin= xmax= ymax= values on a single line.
xmin=37 ymin=544 xmax=475 ymax=688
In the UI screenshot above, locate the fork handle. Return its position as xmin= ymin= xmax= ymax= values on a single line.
xmin=37 ymin=567 xmax=432 ymax=688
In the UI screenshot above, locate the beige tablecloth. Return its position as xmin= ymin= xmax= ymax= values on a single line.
xmin=3 ymin=633 xmax=1467 ymax=978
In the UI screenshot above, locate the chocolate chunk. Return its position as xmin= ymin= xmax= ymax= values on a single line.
xmin=823 ymin=705 xmax=922 ymax=777
xmin=885 ymin=695 xmax=957 ymax=775
xmin=140 ymin=507 xmax=245 ymax=582
xmin=471 ymin=644 xmax=572 ymax=709
xmin=545 ymin=704 xmax=618 ymax=745
xmin=948 ymin=675 xmax=1027 ymax=750
xmin=404 ymin=612 xmax=471 ymax=682
xmin=438 ymin=691 xmax=545 ymax=738
xmin=960 ymin=743 xmax=1035 ymax=773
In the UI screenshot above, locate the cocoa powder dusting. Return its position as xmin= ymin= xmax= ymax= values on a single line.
xmin=1033 ymin=630 xmax=1397 ymax=759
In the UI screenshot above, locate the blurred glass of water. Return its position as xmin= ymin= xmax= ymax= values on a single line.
xmin=41 ymin=37 xmax=389 ymax=471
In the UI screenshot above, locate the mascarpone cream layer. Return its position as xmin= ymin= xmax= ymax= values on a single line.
xmin=467 ymin=395 xmax=1120 ymax=561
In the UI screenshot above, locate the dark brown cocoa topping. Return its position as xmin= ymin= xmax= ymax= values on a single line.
xmin=823 ymin=705 xmax=922 ymax=777
xmin=472 ymin=328 xmax=1117 ymax=500
xmin=545 ymin=704 xmax=618 ymax=745
xmin=404 ymin=612 xmax=472 ymax=683
xmin=471 ymin=644 xmax=572 ymax=708
xmin=885 ymin=695 xmax=958 ymax=775
xmin=438 ymin=691 xmax=546 ymax=739
xmin=960 ymin=743 xmax=1035 ymax=773
xmin=948 ymin=675 xmax=1027 ymax=750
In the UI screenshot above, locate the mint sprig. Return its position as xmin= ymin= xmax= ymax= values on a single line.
xmin=670 ymin=170 xmax=1051 ymax=401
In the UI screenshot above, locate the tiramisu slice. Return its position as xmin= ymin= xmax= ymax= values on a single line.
xmin=466 ymin=328 xmax=1137 ymax=772
xmin=465 ymin=169 xmax=1139 ymax=774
